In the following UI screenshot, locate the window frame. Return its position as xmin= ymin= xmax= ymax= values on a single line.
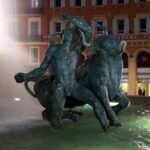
xmin=117 ymin=0 xmax=125 ymax=4
xmin=28 ymin=18 xmax=41 ymax=36
xmin=139 ymin=18 xmax=147 ymax=33
xmin=74 ymin=0 xmax=82 ymax=7
xmin=96 ymin=0 xmax=103 ymax=5
xmin=54 ymin=0 xmax=61 ymax=8
xmin=31 ymin=0 xmax=42 ymax=8
xmin=54 ymin=21 xmax=62 ymax=34
xmin=117 ymin=19 xmax=125 ymax=34
xmin=29 ymin=47 xmax=40 ymax=64
xmin=138 ymin=0 xmax=147 ymax=3
xmin=30 ymin=21 xmax=39 ymax=36
xmin=96 ymin=20 xmax=104 ymax=34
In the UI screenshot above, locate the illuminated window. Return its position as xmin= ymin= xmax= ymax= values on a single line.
xmin=137 ymin=51 xmax=150 ymax=68
xmin=117 ymin=19 xmax=125 ymax=34
xmin=139 ymin=19 xmax=147 ymax=33
xmin=31 ymin=0 xmax=42 ymax=8
xmin=30 ymin=47 xmax=39 ymax=64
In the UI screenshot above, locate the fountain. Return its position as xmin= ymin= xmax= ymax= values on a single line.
xmin=0 ymin=3 xmax=150 ymax=150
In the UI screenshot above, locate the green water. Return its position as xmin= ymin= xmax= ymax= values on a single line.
xmin=0 ymin=105 xmax=150 ymax=150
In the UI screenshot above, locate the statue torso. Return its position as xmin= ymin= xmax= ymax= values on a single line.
xmin=50 ymin=45 xmax=78 ymax=96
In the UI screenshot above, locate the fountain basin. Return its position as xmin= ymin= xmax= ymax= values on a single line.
xmin=0 ymin=104 xmax=149 ymax=150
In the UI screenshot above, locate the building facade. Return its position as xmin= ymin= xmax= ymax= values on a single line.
xmin=6 ymin=0 xmax=150 ymax=96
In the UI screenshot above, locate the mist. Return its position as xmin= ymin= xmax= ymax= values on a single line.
xmin=0 ymin=3 xmax=44 ymax=126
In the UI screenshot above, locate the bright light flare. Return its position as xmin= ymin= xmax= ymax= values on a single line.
xmin=110 ymin=102 xmax=118 ymax=106
xmin=14 ymin=98 xmax=21 ymax=102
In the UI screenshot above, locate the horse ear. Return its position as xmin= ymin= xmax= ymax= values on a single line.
xmin=88 ymin=48 xmax=98 ymax=55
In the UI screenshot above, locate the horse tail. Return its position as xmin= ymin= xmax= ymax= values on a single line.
xmin=24 ymin=79 xmax=37 ymax=98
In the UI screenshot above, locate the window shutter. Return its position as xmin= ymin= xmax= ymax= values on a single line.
xmin=112 ymin=0 xmax=117 ymax=4
xmin=103 ymin=0 xmax=107 ymax=5
xmin=39 ymin=0 xmax=42 ymax=8
xmin=50 ymin=21 xmax=54 ymax=35
xmin=92 ymin=0 xmax=95 ymax=6
xmin=103 ymin=19 xmax=107 ymax=29
xmin=124 ymin=0 xmax=129 ymax=4
xmin=112 ymin=19 xmax=117 ymax=35
xmin=50 ymin=0 xmax=54 ymax=8
xmin=82 ymin=0 xmax=86 ymax=6
xmin=147 ymin=17 xmax=150 ymax=33
xmin=134 ymin=17 xmax=139 ymax=33
xmin=62 ymin=0 xmax=65 ymax=7
xmin=134 ymin=0 xmax=138 ymax=3
xmin=30 ymin=47 xmax=39 ymax=64
xmin=92 ymin=20 xmax=96 ymax=36
xmin=100 ymin=20 xmax=108 ymax=34
xmin=61 ymin=21 xmax=66 ymax=31
xmin=70 ymin=0 xmax=74 ymax=7
xmin=125 ymin=18 xmax=129 ymax=33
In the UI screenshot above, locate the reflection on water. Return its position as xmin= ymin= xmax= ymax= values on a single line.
xmin=0 ymin=104 xmax=149 ymax=150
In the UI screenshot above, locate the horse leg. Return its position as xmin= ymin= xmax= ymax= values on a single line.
xmin=90 ymin=79 xmax=121 ymax=127
xmin=42 ymin=109 xmax=51 ymax=121
xmin=112 ymin=90 xmax=130 ymax=114
xmin=72 ymin=82 xmax=110 ymax=131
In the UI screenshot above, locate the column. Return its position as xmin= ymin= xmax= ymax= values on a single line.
xmin=128 ymin=56 xmax=138 ymax=95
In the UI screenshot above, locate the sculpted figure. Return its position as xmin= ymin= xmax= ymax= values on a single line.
xmin=15 ymin=14 xmax=111 ymax=131
xmin=26 ymin=26 xmax=128 ymax=128
xmin=79 ymin=27 xmax=130 ymax=114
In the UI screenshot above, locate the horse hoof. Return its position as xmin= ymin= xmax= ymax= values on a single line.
xmin=51 ymin=124 xmax=62 ymax=129
xmin=51 ymin=120 xmax=62 ymax=129
xmin=102 ymin=126 xmax=110 ymax=132
xmin=71 ymin=112 xmax=83 ymax=122
xmin=42 ymin=110 xmax=51 ymax=122
xmin=110 ymin=121 xmax=122 ymax=127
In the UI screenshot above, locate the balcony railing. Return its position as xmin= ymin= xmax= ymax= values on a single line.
xmin=116 ymin=33 xmax=150 ymax=40
xmin=18 ymin=35 xmax=43 ymax=42
xmin=18 ymin=8 xmax=43 ymax=14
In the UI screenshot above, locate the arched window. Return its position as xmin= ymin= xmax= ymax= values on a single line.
xmin=122 ymin=52 xmax=128 ymax=68
xmin=137 ymin=51 xmax=150 ymax=68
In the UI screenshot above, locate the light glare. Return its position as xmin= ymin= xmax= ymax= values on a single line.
xmin=14 ymin=98 xmax=21 ymax=102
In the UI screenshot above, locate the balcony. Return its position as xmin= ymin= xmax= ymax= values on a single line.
xmin=18 ymin=35 xmax=43 ymax=42
xmin=116 ymin=33 xmax=150 ymax=40
xmin=18 ymin=8 xmax=43 ymax=14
